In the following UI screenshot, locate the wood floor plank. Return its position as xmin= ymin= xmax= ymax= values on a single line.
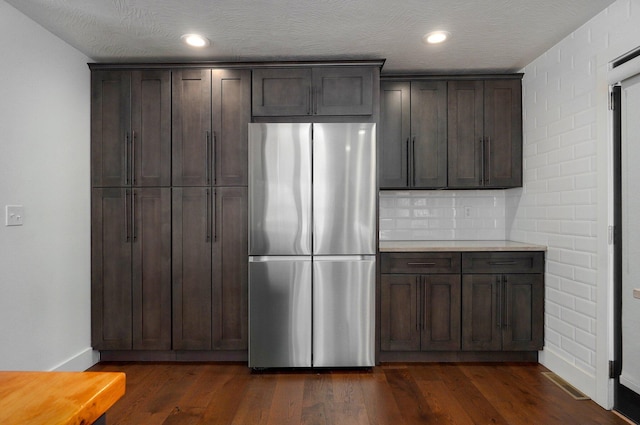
xmin=432 ymin=363 xmax=511 ymax=425
xmin=384 ymin=366 xmax=438 ymax=424
xmin=359 ymin=367 xmax=405 ymax=425
xmin=199 ymin=366 xmax=251 ymax=425
xmin=89 ymin=361 xmax=629 ymax=425
xmin=265 ymin=373 xmax=305 ymax=425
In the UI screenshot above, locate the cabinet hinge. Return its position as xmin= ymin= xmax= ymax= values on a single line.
xmin=609 ymin=91 xmax=615 ymax=111
xmin=608 ymin=225 xmax=616 ymax=245
xmin=609 ymin=360 xmax=620 ymax=379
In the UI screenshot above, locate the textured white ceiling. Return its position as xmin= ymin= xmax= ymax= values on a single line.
xmin=5 ymin=0 xmax=614 ymax=73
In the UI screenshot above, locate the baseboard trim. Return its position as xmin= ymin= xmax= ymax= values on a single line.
xmin=50 ymin=347 xmax=100 ymax=372
xmin=539 ymin=347 xmax=597 ymax=400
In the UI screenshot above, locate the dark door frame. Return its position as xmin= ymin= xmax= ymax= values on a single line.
xmin=612 ymin=84 xmax=640 ymax=422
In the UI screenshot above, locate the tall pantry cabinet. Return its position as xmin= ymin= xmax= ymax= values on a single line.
xmin=90 ymin=66 xmax=250 ymax=357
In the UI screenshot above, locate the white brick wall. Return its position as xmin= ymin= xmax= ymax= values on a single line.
xmin=511 ymin=0 xmax=640 ymax=406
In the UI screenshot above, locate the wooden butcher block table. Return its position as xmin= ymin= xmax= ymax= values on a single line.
xmin=0 ymin=371 xmax=125 ymax=425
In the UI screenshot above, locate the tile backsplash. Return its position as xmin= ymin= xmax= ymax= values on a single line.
xmin=379 ymin=190 xmax=512 ymax=240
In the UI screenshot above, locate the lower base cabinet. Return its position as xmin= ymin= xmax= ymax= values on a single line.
xmin=381 ymin=274 xmax=461 ymax=351
xmin=380 ymin=250 xmax=544 ymax=361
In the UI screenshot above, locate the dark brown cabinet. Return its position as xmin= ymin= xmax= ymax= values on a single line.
xmin=213 ymin=70 xmax=251 ymax=186
xmin=380 ymin=253 xmax=461 ymax=351
xmin=380 ymin=81 xmax=447 ymax=188
xmin=448 ymin=79 xmax=522 ymax=188
xmin=172 ymin=69 xmax=250 ymax=186
xmin=91 ymin=65 xmax=251 ymax=358
xmin=252 ymin=66 xmax=374 ymax=116
xmin=91 ymin=70 xmax=171 ymax=187
xmin=172 ymin=187 xmax=248 ymax=351
xmin=379 ymin=249 xmax=544 ymax=361
xmin=212 ymin=187 xmax=248 ymax=350
xmin=172 ymin=69 xmax=212 ymax=186
xmin=461 ymin=252 xmax=544 ymax=351
xmin=171 ymin=187 xmax=213 ymax=350
xmin=91 ymin=188 xmax=171 ymax=350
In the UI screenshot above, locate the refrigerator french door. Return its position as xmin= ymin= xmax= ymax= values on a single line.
xmin=248 ymin=122 xmax=376 ymax=368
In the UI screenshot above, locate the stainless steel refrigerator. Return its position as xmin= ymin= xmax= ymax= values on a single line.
xmin=248 ymin=122 xmax=376 ymax=368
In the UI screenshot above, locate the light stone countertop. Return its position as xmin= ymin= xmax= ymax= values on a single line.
xmin=379 ymin=240 xmax=547 ymax=252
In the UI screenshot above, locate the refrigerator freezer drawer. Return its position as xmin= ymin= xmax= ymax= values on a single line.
xmin=312 ymin=256 xmax=376 ymax=367
xmin=249 ymin=257 xmax=312 ymax=368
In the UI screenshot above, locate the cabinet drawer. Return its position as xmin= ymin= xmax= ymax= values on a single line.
xmin=381 ymin=252 xmax=460 ymax=274
xmin=462 ymin=252 xmax=544 ymax=274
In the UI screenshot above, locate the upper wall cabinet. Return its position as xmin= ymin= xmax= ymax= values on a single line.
xmin=380 ymin=81 xmax=447 ymax=188
xmin=172 ymin=68 xmax=251 ymax=186
xmin=380 ymin=76 xmax=523 ymax=190
xmin=91 ymin=70 xmax=171 ymax=187
xmin=448 ymin=79 xmax=522 ymax=188
xmin=252 ymin=66 xmax=374 ymax=116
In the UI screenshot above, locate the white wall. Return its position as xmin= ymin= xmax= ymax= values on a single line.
xmin=512 ymin=0 xmax=640 ymax=408
xmin=0 ymin=1 xmax=97 ymax=371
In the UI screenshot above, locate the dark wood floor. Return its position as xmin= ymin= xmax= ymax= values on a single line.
xmin=89 ymin=362 xmax=631 ymax=425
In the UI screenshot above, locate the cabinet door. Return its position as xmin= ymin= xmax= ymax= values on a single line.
xmin=172 ymin=187 xmax=213 ymax=349
xmin=380 ymin=275 xmax=420 ymax=351
xmin=313 ymin=67 xmax=373 ymax=115
xmin=421 ymin=275 xmax=461 ymax=351
xmin=461 ymin=274 xmax=502 ymax=350
xmin=379 ymin=82 xmax=410 ymax=188
xmin=484 ymin=79 xmax=522 ymax=188
xmin=252 ymin=68 xmax=312 ymax=116
xmin=131 ymin=70 xmax=171 ymax=187
xmin=91 ymin=188 xmax=132 ymax=350
xmin=411 ymin=81 xmax=448 ymax=188
xmin=212 ymin=69 xmax=251 ymax=186
xmin=172 ymin=69 xmax=212 ymax=186
xmin=131 ymin=188 xmax=171 ymax=350
xmin=502 ymin=274 xmax=544 ymax=351
xmin=447 ymin=80 xmax=484 ymax=188
xmin=212 ymin=187 xmax=248 ymax=350
xmin=91 ymin=71 xmax=131 ymax=187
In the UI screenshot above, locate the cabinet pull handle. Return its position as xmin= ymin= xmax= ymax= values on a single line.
xmin=407 ymin=262 xmax=436 ymax=266
xmin=405 ymin=138 xmax=410 ymax=187
xmin=479 ymin=138 xmax=485 ymax=185
xmin=124 ymin=189 xmax=130 ymax=242
xmin=488 ymin=261 xmax=518 ymax=266
xmin=212 ymin=131 xmax=217 ymax=185
xmin=205 ymin=131 xmax=211 ymax=185
xmin=503 ymin=276 xmax=510 ymax=327
xmin=213 ymin=188 xmax=218 ymax=242
xmin=205 ymin=189 xmax=211 ymax=242
xmin=416 ymin=279 xmax=421 ymax=331
xmin=485 ymin=137 xmax=491 ymax=185
xmin=411 ymin=136 xmax=416 ymax=187
xmin=496 ymin=276 xmax=501 ymax=329
xmin=314 ymin=87 xmax=319 ymax=114
xmin=124 ymin=133 xmax=130 ymax=185
xmin=132 ymin=191 xmax=137 ymax=242
xmin=308 ymin=87 xmax=312 ymax=115
xmin=421 ymin=279 xmax=427 ymax=331
xmin=131 ymin=130 xmax=136 ymax=185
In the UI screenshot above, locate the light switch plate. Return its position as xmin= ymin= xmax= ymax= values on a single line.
xmin=634 ymin=288 xmax=640 ymax=300
xmin=5 ymin=205 xmax=24 ymax=226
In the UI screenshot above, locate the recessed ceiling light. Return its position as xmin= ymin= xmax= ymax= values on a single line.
xmin=423 ymin=31 xmax=451 ymax=44
xmin=181 ymin=34 xmax=210 ymax=47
